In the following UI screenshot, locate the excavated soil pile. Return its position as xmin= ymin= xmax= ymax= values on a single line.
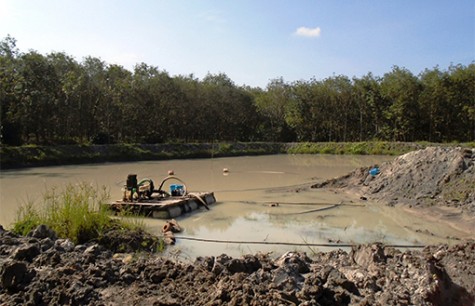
xmin=1 ymin=225 xmax=474 ymax=305
xmin=312 ymin=147 xmax=475 ymax=217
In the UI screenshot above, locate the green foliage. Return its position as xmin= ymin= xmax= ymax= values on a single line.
xmin=218 ymin=143 xmax=232 ymax=153
xmin=463 ymin=142 xmax=475 ymax=148
xmin=370 ymin=142 xmax=393 ymax=155
xmin=1 ymin=35 xmax=474 ymax=147
xmin=285 ymin=141 xmax=431 ymax=156
xmin=12 ymin=183 xmax=142 ymax=244
xmin=12 ymin=201 xmax=42 ymax=236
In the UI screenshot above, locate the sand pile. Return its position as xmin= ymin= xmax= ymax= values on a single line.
xmin=313 ymin=147 xmax=475 ymax=213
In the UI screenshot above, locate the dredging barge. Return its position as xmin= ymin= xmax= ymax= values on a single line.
xmin=102 ymin=174 xmax=216 ymax=219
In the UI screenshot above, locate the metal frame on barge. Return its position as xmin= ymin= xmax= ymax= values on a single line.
xmin=101 ymin=174 xmax=216 ymax=219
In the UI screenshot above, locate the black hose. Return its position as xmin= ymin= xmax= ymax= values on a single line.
xmin=175 ymin=236 xmax=425 ymax=248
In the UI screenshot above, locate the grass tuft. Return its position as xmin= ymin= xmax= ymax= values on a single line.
xmin=12 ymin=183 xmax=152 ymax=246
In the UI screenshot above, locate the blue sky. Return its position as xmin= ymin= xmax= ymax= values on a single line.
xmin=1 ymin=0 xmax=474 ymax=88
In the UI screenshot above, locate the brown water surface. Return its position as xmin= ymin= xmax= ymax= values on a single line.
xmin=1 ymin=154 xmax=469 ymax=259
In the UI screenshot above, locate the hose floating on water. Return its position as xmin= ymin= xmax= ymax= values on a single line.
xmin=267 ymin=203 xmax=342 ymax=215
xmin=233 ymin=200 xmax=366 ymax=207
xmin=174 ymin=236 xmax=425 ymax=249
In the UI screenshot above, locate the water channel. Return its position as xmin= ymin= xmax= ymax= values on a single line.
xmin=0 ymin=154 xmax=470 ymax=259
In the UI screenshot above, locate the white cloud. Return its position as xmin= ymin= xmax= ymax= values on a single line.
xmin=295 ymin=26 xmax=321 ymax=38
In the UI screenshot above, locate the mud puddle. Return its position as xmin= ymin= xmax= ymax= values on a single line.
xmin=162 ymin=188 xmax=468 ymax=260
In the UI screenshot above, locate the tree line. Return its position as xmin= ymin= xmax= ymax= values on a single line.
xmin=1 ymin=36 xmax=474 ymax=146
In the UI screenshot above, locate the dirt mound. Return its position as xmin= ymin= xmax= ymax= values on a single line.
xmin=1 ymin=225 xmax=474 ymax=305
xmin=94 ymin=227 xmax=162 ymax=253
xmin=313 ymin=147 xmax=475 ymax=215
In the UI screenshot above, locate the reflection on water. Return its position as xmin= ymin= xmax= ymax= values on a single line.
xmin=171 ymin=195 xmax=468 ymax=261
xmin=1 ymin=154 xmax=471 ymax=260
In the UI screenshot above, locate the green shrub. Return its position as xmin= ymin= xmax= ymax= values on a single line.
xmin=12 ymin=202 xmax=42 ymax=236
xmin=348 ymin=142 xmax=368 ymax=155
xmin=218 ymin=143 xmax=232 ymax=153
xmin=11 ymin=183 xmax=143 ymax=244
xmin=321 ymin=145 xmax=336 ymax=154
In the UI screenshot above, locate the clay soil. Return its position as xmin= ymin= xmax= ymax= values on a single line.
xmin=1 ymin=146 xmax=474 ymax=305
xmin=312 ymin=146 xmax=475 ymax=234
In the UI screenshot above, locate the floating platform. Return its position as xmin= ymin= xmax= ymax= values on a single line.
xmin=103 ymin=192 xmax=216 ymax=219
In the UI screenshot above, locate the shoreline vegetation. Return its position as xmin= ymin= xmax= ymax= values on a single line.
xmin=1 ymin=141 xmax=474 ymax=169
xmin=11 ymin=182 xmax=163 ymax=253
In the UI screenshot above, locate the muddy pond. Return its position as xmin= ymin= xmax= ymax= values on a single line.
xmin=0 ymin=154 xmax=470 ymax=260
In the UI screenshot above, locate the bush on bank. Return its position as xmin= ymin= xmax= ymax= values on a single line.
xmin=0 ymin=143 xmax=284 ymax=168
xmin=1 ymin=142 xmax=474 ymax=169
xmin=13 ymin=183 xmax=110 ymax=241
xmin=12 ymin=183 xmax=163 ymax=252
xmin=286 ymin=141 xmax=434 ymax=155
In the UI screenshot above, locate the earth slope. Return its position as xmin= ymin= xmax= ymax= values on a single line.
xmin=312 ymin=147 xmax=475 ymax=232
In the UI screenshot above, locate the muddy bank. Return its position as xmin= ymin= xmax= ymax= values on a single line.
xmin=312 ymin=146 xmax=475 ymax=233
xmin=0 ymin=143 xmax=286 ymax=169
xmin=2 ymin=141 xmax=465 ymax=169
xmin=1 ymin=225 xmax=474 ymax=305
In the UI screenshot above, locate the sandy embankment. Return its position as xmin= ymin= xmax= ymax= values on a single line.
xmin=312 ymin=146 xmax=475 ymax=236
